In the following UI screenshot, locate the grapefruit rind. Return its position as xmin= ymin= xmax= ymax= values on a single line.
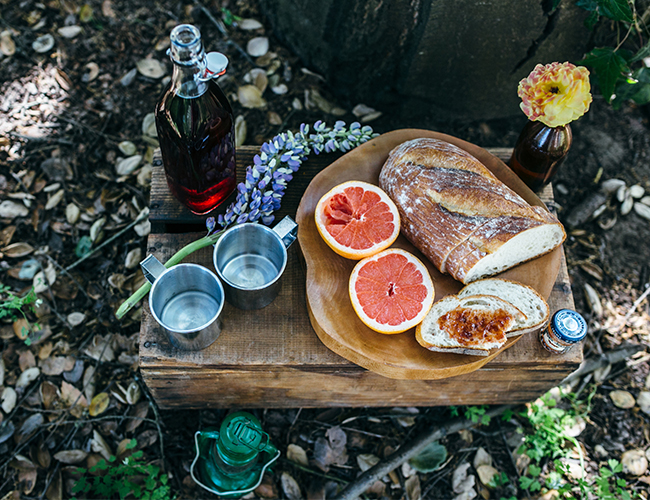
xmin=349 ymin=248 xmax=435 ymax=334
xmin=315 ymin=180 xmax=400 ymax=260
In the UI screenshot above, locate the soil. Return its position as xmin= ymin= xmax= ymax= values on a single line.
xmin=1 ymin=1 xmax=649 ymax=499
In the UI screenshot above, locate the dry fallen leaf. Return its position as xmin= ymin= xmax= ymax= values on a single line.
xmin=124 ymin=248 xmax=142 ymax=270
xmin=67 ymin=312 xmax=85 ymax=327
xmin=622 ymin=449 xmax=648 ymax=476
xmin=136 ymin=58 xmax=166 ymax=79
xmin=53 ymin=449 xmax=88 ymax=464
xmin=91 ymin=430 xmax=113 ymax=461
xmin=405 ymin=474 xmax=421 ymax=500
xmin=89 ymin=392 xmax=110 ymax=417
xmin=452 ymin=462 xmax=476 ymax=495
xmin=33 ymin=262 xmax=56 ymax=294
xmin=82 ymin=62 xmax=100 ymax=83
xmin=16 ymin=367 xmax=40 ymax=390
xmin=280 ymin=472 xmax=302 ymax=500
xmin=60 ymin=381 xmax=88 ymax=417
xmin=57 ymin=26 xmax=82 ymax=38
xmin=41 ymin=356 xmax=75 ymax=376
xmin=235 ymin=115 xmax=247 ymax=147
xmin=286 ymin=444 xmax=308 ymax=466
xmin=83 ymin=335 xmax=115 ymax=362
xmin=40 ymin=380 xmax=59 ymax=409
xmin=610 ymin=390 xmax=635 ymax=409
xmin=637 ymin=391 xmax=650 ymax=415
xmin=18 ymin=350 xmax=36 ymax=372
xmin=239 ymin=19 xmax=263 ymax=30
xmin=1 ymin=387 xmax=17 ymax=413
xmin=1 ymin=30 xmax=16 ymax=56
xmin=238 ymin=85 xmax=267 ymax=109
xmin=0 ymin=200 xmax=29 ymax=218
xmin=247 ymin=37 xmax=269 ymax=57
xmin=89 ymin=217 xmax=106 ymax=243
xmin=142 ymin=113 xmax=157 ymax=137
xmin=32 ymin=34 xmax=55 ymax=53
xmin=19 ymin=468 xmax=38 ymax=494
xmin=116 ymin=155 xmax=143 ymax=176
xmin=126 ymin=381 xmax=141 ymax=405
xmin=2 ymin=242 xmax=34 ymax=258
xmin=83 ymin=365 xmax=96 ymax=402
xmin=125 ymin=401 xmax=149 ymax=433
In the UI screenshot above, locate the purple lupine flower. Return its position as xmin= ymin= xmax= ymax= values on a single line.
xmin=206 ymin=217 xmax=216 ymax=234
xmin=207 ymin=120 xmax=377 ymax=235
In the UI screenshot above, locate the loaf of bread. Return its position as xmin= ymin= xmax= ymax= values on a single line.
xmin=378 ymin=138 xmax=566 ymax=284
xmin=457 ymin=278 xmax=549 ymax=337
xmin=415 ymin=294 xmax=525 ymax=356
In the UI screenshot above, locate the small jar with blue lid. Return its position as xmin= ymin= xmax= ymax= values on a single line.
xmin=539 ymin=309 xmax=587 ymax=354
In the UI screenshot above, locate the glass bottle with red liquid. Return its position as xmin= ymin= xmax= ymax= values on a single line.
xmin=155 ymin=24 xmax=236 ymax=215
xmin=508 ymin=120 xmax=572 ymax=193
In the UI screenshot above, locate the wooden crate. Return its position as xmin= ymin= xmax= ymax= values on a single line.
xmin=140 ymin=145 xmax=581 ymax=409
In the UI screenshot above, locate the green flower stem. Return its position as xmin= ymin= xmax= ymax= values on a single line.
xmin=115 ymin=230 xmax=223 ymax=320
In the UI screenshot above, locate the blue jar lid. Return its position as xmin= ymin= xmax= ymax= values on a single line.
xmin=551 ymin=309 xmax=587 ymax=343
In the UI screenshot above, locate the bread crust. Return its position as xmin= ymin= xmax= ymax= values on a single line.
xmin=378 ymin=138 xmax=567 ymax=283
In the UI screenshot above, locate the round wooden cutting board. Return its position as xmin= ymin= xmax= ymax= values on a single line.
xmin=295 ymin=129 xmax=563 ymax=380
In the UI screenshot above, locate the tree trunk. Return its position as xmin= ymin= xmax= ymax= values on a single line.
xmin=258 ymin=0 xmax=591 ymax=121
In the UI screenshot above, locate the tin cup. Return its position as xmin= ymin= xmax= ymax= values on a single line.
xmin=141 ymin=255 xmax=224 ymax=350
xmin=213 ymin=216 xmax=298 ymax=310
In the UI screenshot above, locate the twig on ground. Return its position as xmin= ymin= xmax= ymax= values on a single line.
xmin=197 ymin=4 xmax=257 ymax=67
xmin=562 ymin=343 xmax=645 ymax=388
xmin=332 ymin=405 xmax=512 ymax=500
xmin=617 ymin=284 xmax=650 ymax=331
xmin=282 ymin=458 xmax=349 ymax=484
xmin=135 ymin=373 xmax=166 ymax=472
xmin=64 ymin=209 xmax=149 ymax=273
xmin=498 ymin=419 xmax=530 ymax=500
xmin=43 ymin=254 xmax=90 ymax=301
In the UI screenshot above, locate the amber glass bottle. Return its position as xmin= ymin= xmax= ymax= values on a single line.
xmin=508 ymin=120 xmax=572 ymax=192
xmin=155 ymin=25 xmax=236 ymax=215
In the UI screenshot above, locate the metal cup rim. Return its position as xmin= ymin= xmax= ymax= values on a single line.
xmin=213 ymin=223 xmax=288 ymax=292
xmin=149 ymin=263 xmax=224 ymax=334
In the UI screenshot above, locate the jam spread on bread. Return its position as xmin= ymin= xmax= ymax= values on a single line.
xmin=437 ymin=308 xmax=511 ymax=346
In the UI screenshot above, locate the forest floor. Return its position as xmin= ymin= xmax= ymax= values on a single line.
xmin=1 ymin=1 xmax=650 ymax=499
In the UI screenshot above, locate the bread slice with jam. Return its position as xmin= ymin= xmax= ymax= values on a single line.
xmin=415 ymin=294 xmax=526 ymax=356
xmin=457 ymin=278 xmax=549 ymax=337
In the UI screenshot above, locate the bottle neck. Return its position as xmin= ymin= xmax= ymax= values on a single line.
xmin=170 ymin=61 xmax=209 ymax=98
xmin=168 ymin=24 xmax=209 ymax=98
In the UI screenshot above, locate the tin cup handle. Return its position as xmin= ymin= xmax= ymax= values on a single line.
xmin=140 ymin=255 xmax=167 ymax=285
xmin=272 ymin=216 xmax=298 ymax=249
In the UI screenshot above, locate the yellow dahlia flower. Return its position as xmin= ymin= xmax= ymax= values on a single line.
xmin=518 ymin=62 xmax=592 ymax=128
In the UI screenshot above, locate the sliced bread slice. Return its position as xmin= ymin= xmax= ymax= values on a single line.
xmin=415 ymin=294 xmax=526 ymax=356
xmin=457 ymin=278 xmax=549 ymax=337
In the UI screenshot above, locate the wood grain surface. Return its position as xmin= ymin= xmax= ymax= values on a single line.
xmin=141 ymin=136 xmax=581 ymax=408
xmin=296 ymin=130 xmax=563 ymax=379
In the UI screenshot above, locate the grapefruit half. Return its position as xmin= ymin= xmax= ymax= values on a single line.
xmin=349 ymin=248 xmax=435 ymax=334
xmin=315 ymin=180 xmax=400 ymax=260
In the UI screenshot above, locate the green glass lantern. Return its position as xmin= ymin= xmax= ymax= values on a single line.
xmin=191 ymin=411 xmax=280 ymax=498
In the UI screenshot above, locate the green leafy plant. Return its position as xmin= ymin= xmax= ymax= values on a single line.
xmin=575 ymin=0 xmax=650 ymax=108
xmin=221 ymin=7 xmax=242 ymax=26
xmin=0 ymin=284 xmax=41 ymax=345
xmin=518 ymin=393 xmax=576 ymax=463
xmin=555 ymin=458 xmax=637 ymax=499
xmin=519 ymin=463 xmax=542 ymax=492
xmin=72 ymin=439 xmax=173 ymax=500
xmin=468 ymin=406 xmax=491 ymax=425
